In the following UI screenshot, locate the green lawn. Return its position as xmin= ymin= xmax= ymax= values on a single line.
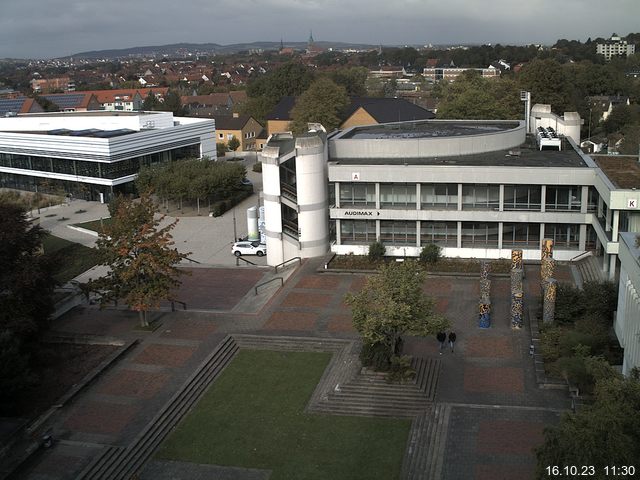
xmin=42 ymin=234 xmax=99 ymax=283
xmin=157 ymin=350 xmax=411 ymax=480
xmin=72 ymin=217 xmax=112 ymax=233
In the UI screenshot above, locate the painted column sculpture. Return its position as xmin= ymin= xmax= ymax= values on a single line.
xmin=478 ymin=261 xmax=491 ymax=328
xmin=510 ymin=249 xmax=524 ymax=329
xmin=543 ymin=278 xmax=557 ymax=324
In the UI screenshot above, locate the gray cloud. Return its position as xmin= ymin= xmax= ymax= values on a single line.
xmin=0 ymin=0 xmax=638 ymax=58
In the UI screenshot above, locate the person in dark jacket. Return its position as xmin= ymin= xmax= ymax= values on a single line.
xmin=436 ymin=331 xmax=446 ymax=354
xmin=448 ymin=332 xmax=457 ymax=353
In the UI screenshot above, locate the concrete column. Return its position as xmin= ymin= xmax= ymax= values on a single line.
xmin=579 ymin=224 xmax=587 ymax=251
xmin=602 ymin=253 xmax=609 ymax=275
xmin=539 ymin=224 xmax=545 ymax=250
xmin=612 ymin=210 xmax=620 ymax=239
xmin=375 ymin=183 xmax=380 ymax=210
xmin=457 ymin=184 xmax=463 ymax=211
xmin=335 ymin=219 xmax=341 ymax=245
xmin=457 ymin=221 xmax=462 ymax=249
xmin=416 ymin=183 xmax=421 ymax=210
xmin=597 ymin=196 xmax=603 ymax=219
xmin=540 ymin=185 xmax=546 ymax=213
xmin=499 ymin=184 xmax=504 ymax=212
xmin=498 ymin=222 xmax=504 ymax=249
xmin=416 ymin=221 xmax=421 ymax=247
xmin=609 ymin=254 xmax=617 ymax=281
xmin=605 ymin=206 xmax=612 ymax=232
xmin=376 ymin=219 xmax=380 ymax=241
xmin=335 ymin=182 xmax=340 ymax=208
xmin=581 ymin=185 xmax=589 ymax=214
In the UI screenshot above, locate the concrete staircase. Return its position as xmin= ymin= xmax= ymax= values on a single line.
xmin=76 ymin=335 xmax=240 ymax=480
xmin=401 ymin=403 xmax=452 ymax=480
xmin=574 ymin=255 xmax=604 ymax=287
xmin=310 ymin=357 xmax=441 ymax=418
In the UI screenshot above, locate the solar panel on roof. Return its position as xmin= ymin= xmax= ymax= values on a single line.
xmin=42 ymin=94 xmax=86 ymax=109
xmin=0 ymin=98 xmax=26 ymax=115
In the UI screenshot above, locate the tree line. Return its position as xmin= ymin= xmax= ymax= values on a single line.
xmin=135 ymin=158 xmax=247 ymax=214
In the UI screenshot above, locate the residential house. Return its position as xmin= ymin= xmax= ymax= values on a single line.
xmin=266 ymin=96 xmax=297 ymax=136
xmin=39 ymin=93 xmax=102 ymax=112
xmin=83 ymin=89 xmax=145 ymax=111
xmin=214 ymin=114 xmax=263 ymax=151
xmin=265 ymin=96 xmax=435 ymax=135
xmin=182 ymin=91 xmax=247 ymax=117
xmin=340 ymin=97 xmax=435 ymax=129
xmin=0 ymin=97 xmax=43 ymax=116
xmin=30 ymin=77 xmax=75 ymax=93
xmin=588 ymin=95 xmax=630 ymax=122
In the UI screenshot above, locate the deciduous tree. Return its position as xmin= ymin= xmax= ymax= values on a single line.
xmin=290 ymin=78 xmax=349 ymax=133
xmin=535 ymin=358 xmax=640 ymax=477
xmin=88 ymin=193 xmax=189 ymax=327
xmin=0 ymin=202 xmax=55 ymax=411
xmin=345 ymin=261 xmax=449 ymax=362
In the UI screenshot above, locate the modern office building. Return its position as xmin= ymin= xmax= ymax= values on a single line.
xmin=260 ymin=108 xmax=640 ymax=282
xmin=0 ymin=111 xmax=216 ymax=202
xmin=615 ymin=232 xmax=640 ymax=376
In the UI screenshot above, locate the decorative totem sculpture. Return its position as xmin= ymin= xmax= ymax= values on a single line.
xmin=543 ymin=278 xmax=557 ymax=324
xmin=510 ymin=249 xmax=524 ymax=329
xmin=478 ymin=261 xmax=491 ymax=328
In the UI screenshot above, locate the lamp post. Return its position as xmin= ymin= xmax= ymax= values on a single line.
xmin=588 ymin=108 xmax=592 ymax=142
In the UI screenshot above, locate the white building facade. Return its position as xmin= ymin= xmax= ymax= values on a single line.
xmin=0 ymin=111 xmax=216 ymax=202
xmin=614 ymin=232 xmax=640 ymax=376
xmin=260 ymin=116 xmax=640 ymax=278
xmin=596 ymin=35 xmax=636 ymax=61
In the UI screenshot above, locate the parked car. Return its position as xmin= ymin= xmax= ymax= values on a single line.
xmin=232 ymin=241 xmax=266 ymax=257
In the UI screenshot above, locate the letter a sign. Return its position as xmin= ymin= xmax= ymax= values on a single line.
xmin=352 ymin=172 xmax=360 ymax=181
xmin=628 ymin=198 xmax=638 ymax=209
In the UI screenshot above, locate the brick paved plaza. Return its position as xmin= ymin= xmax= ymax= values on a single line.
xmin=13 ymin=259 xmax=572 ymax=480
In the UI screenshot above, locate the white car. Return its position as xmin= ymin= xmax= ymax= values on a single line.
xmin=232 ymin=241 xmax=266 ymax=257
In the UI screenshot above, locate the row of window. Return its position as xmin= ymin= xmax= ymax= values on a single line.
xmin=335 ymin=183 xmax=597 ymax=212
xmin=339 ymin=220 xmax=591 ymax=249
xmin=0 ymin=145 xmax=199 ymax=180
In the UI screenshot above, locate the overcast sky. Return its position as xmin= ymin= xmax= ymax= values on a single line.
xmin=1 ymin=0 xmax=639 ymax=59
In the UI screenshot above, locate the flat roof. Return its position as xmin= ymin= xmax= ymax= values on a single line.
xmin=12 ymin=111 xmax=157 ymax=118
xmin=330 ymin=136 xmax=587 ymax=168
xmin=593 ymin=155 xmax=640 ymax=189
xmin=339 ymin=120 xmax=521 ymax=140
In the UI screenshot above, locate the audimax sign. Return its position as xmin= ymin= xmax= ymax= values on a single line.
xmin=344 ymin=210 xmax=380 ymax=216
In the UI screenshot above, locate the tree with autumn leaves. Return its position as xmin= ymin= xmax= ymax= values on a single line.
xmin=88 ymin=193 xmax=189 ymax=327
xmin=345 ymin=261 xmax=449 ymax=370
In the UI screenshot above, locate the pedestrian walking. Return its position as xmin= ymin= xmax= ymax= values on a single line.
xmin=448 ymin=332 xmax=457 ymax=353
xmin=436 ymin=331 xmax=446 ymax=354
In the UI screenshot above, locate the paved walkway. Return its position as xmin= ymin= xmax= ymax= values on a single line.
xmin=10 ymin=257 xmax=573 ymax=480
xmin=32 ymin=165 xmax=266 ymax=271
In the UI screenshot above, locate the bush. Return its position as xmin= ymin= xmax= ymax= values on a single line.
xmin=387 ymin=355 xmax=416 ymax=383
xmin=556 ymin=354 xmax=592 ymax=392
xmin=216 ymin=142 xmax=227 ymax=157
xmin=210 ymin=200 xmax=227 ymax=217
xmin=252 ymin=162 xmax=262 ymax=173
xmin=368 ymin=240 xmax=386 ymax=261
xmin=360 ymin=342 xmax=392 ymax=371
xmin=419 ymin=244 xmax=441 ymax=264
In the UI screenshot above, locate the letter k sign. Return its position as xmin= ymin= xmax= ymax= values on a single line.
xmin=628 ymin=199 xmax=638 ymax=209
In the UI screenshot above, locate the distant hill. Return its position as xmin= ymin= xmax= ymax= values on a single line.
xmin=70 ymin=41 xmax=378 ymax=59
